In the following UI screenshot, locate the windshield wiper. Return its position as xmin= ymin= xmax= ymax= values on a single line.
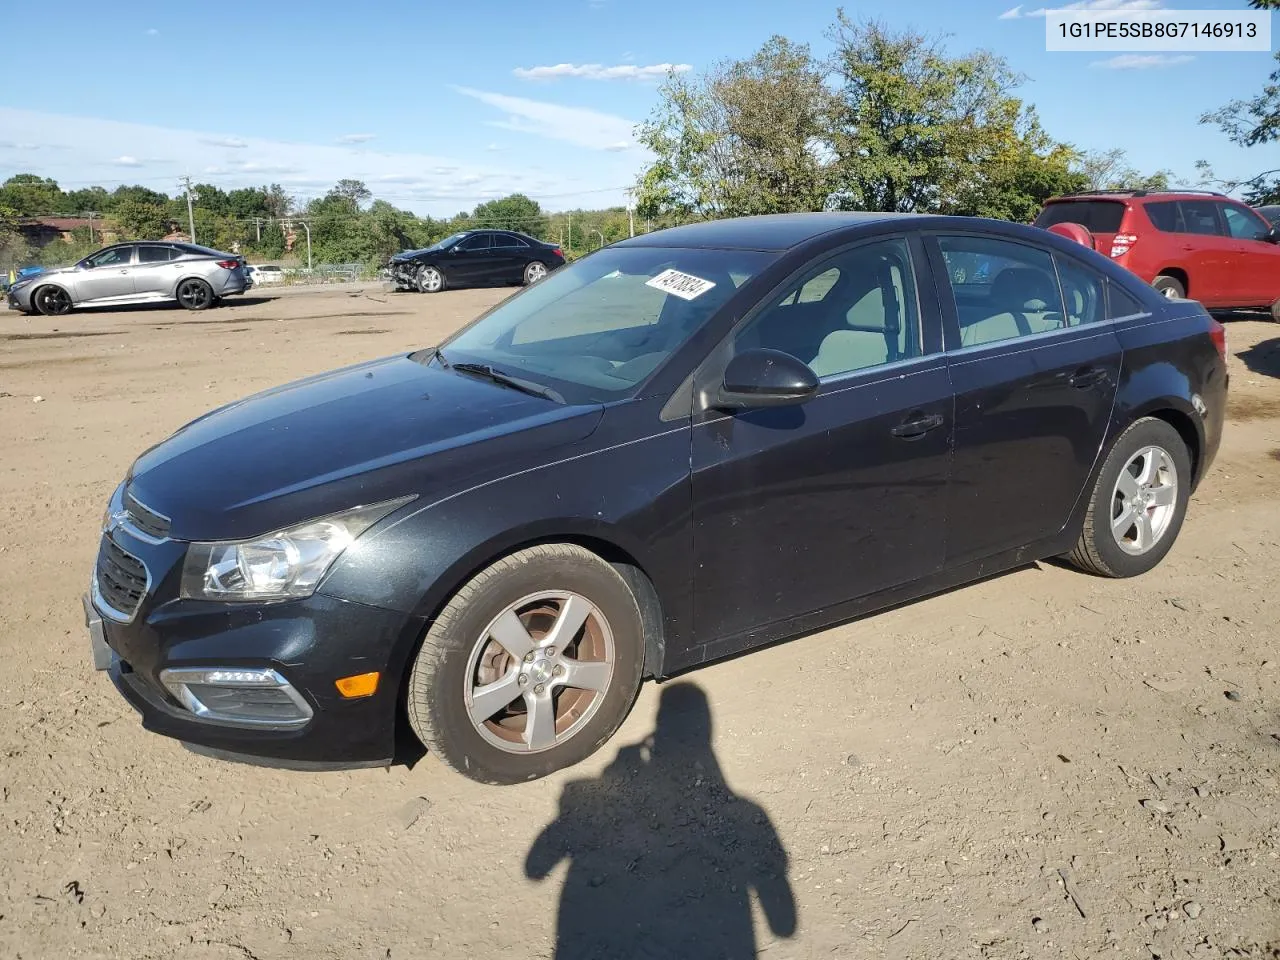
xmin=451 ymin=362 xmax=564 ymax=403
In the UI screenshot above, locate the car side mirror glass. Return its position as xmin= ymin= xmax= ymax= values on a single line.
xmin=1266 ymin=226 xmax=1280 ymax=243
xmin=715 ymin=348 xmax=819 ymax=410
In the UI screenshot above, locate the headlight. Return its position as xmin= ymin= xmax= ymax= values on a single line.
xmin=180 ymin=497 xmax=413 ymax=601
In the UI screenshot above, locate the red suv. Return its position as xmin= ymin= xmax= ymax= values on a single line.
xmin=1034 ymin=190 xmax=1280 ymax=318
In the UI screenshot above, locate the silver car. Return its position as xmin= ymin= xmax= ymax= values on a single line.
xmin=6 ymin=242 xmax=250 ymax=316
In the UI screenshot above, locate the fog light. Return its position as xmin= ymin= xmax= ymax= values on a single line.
xmin=335 ymin=672 xmax=380 ymax=699
xmin=159 ymin=667 xmax=313 ymax=729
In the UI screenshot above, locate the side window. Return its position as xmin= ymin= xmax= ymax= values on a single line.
xmin=1179 ymin=200 xmax=1222 ymax=236
xmin=1107 ymin=283 xmax=1146 ymax=319
xmin=1220 ymin=204 xmax=1271 ymax=241
xmin=86 ymin=247 xmax=133 ymax=268
xmin=1054 ymin=256 xmax=1105 ymax=326
xmin=734 ymin=238 xmax=921 ymax=380
xmin=1144 ymin=201 xmax=1182 ymax=233
xmin=937 ymin=236 xmax=1065 ymax=347
xmin=137 ymin=245 xmax=173 ymax=263
xmin=491 ymin=234 xmax=516 ymax=248
xmin=459 ymin=234 xmax=491 ymax=251
xmin=510 ymin=235 xmax=530 ymax=248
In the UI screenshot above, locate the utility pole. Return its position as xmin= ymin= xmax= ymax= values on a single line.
xmin=626 ymin=190 xmax=634 ymax=238
xmin=180 ymin=176 xmax=196 ymax=244
xmin=86 ymin=211 xmax=95 ymax=245
xmin=254 ymin=217 xmax=262 ymax=243
xmin=567 ymin=211 xmax=572 ymax=255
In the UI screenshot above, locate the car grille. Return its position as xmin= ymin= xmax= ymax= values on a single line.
xmin=97 ymin=537 xmax=148 ymax=620
xmin=124 ymin=491 xmax=170 ymax=539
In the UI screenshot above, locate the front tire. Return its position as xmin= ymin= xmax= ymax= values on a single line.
xmin=1152 ymin=275 xmax=1186 ymax=300
xmin=1067 ymin=417 xmax=1191 ymax=578
xmin=417 ymin=265 xmax=445 ymax=294
xmin=406 ymin=544 xmax=645 ymax=785
xmin=33 ymin=285 xmax=73 ymax=317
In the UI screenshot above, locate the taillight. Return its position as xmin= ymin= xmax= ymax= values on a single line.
xmin=552 ymin=247 xmax=563 ymax=258
xmin=1209 ymin=318 xmax=1227 ymax=360
xmin=1109 ymin=233 xmax=1138 ymax=259
xmin=216 ymin=259 xmax=239 ymax=270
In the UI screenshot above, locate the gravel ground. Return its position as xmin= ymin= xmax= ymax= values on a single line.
xmin=1 ymin=288 xmax=1278 ymax=960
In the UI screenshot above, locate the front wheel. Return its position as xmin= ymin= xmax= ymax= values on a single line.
xmin=417 ymin=265 xmax=444 ymax=293
xmin=406 ymin=544 xmax=645 ymax=784
xmin=1066 ymin=417 xmax=1191 ymax=578
xmin=33 ymin=285 xmax=73 ymax=316
xmin=176 ymin=278 xmax=214 ymax=311
xmin=523 ymin=261 xmax=548 ymax=286
xmin=1152 ymin=275 xmax=1186 ymax=300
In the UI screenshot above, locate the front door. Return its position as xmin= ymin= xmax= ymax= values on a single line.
xmin=76 ymin=245 xmax=136 ymax=302
xmin=932 ymin=233 xmax=1124 ymax=564
xmin=1219 ymin=202 xmax=1280 ymax=306
xmin=691 ymin=236 xmax=952 ymax=644
xmin=449 ymin=233 xmax=494 ymax=284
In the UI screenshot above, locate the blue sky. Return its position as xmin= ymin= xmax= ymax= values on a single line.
xmin=0 ymin=0 xmax=1275 ymax=216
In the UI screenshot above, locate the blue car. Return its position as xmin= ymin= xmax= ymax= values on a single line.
xmin=2 ymin=266 xmax=45 ymax=294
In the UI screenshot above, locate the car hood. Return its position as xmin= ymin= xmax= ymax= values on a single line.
xmin=126 ymin=354 xmax=604 ymax=541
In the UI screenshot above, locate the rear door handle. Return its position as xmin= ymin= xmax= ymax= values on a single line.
xmin=1068 ymin=366 xmax=1107 ymax=389
xmin=890 ymin=412 xmax=945 ymax=440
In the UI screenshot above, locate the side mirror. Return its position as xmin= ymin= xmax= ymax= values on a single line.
xmin=1265 ymin=226 xmax=1280 ymax=244
xmin=714 ymin=348 xmax=819 ymax=410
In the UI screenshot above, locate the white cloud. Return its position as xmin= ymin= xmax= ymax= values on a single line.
xmin=0 ymin=107 xmax=637 ymax=215
xmin=0 ymin=141 xmax=41 ymax=150
xmin=485 ymin=143 xmax=503 ymax=152
xmin=336 ymin=133 xmax=376 ymax=144
xmin=145 ymin=28 xmax=159 ymax=36
xmin=452 ymin=86 xmax=638 ymax=151
xmin=199 ymin=136 xmax=248 ymax=149
xmin=1000 ymin=0 xmax=1162 ymax=17
xmin=1092 ymin=53 xmax=1194 ymax=69
xmin=513 ymin=62 xmax=691 ymax=81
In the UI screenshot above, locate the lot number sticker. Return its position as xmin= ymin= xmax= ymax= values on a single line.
xmin=646 ymin=269 xmax=717 ymax=301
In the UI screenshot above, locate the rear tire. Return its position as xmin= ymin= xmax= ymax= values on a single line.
xmin=406 ymin=544 xmax=645 ymax=785
xmin=1270 ymin=298 xmax=1280 ymax=323
xmin=523 ymin=261 xmax=548 ymax=286
xmin=1067 ymin=417 xmax=1191 ymax=578
xmin=176 ymin=278 xmax=214 ymax=311
xmin=1152 ymin=275 xmax=1186 ymax=300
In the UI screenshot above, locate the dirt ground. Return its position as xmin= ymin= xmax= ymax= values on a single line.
xmin=1 ymin=285 xmax=1278 ymax=960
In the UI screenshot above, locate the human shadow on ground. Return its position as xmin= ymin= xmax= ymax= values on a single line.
xmin=526 ymin=682 xmax=797 ymax=960
xmin=1238 ymin=337 xmax=1280 ymax=380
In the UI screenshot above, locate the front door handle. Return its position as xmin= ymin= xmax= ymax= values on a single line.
xmin=890 ymin=412 xmax=945 ymax=440
xmin=1067 ymin=366 xmax=1107 ymax=389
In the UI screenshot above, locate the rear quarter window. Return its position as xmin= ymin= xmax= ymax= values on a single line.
xmin=1034 ymin=201 xmax=1126 ymax=233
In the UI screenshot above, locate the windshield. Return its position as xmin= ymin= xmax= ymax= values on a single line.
xmin=440 ymin=246 xmax=776 ymax=403
xmin=427 ymin=233 xmax=468 ymax=251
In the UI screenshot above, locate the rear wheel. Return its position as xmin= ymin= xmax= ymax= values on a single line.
xmin=523 ymin=261 xmax=548 ymax=286
xmin=176 ymin=278 xmax=214 ymax=311
xmin=417 ymin=265 xmax=444 ymax=293
xmin=406 ymin=544 xmax=645 ymax=784
xmin=1067 ymin=417 xmax=1191 ymax=578
xmin=33 ymin=285 xmax=72 ymax=316
xmin=1270 ymin=298 xmax=1280 ymax=323
xmin=1152 ymin=275 xmax=1186 ymax=300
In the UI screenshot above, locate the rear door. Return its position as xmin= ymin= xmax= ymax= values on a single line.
xmin=690 ymin=235 xmax=953 ymax=642
xmin=930 ymin=232 xmax=1124 ymax=565
xmin=1218 ymin=201 xmax=1280 ymax=306
xmin=133 ymin=244 xmax=180 ymax=297
xmin=489 ymin=233 xmax=527 ymax=283
xmin=1161 ymin=199 xmax=1232 ymax=305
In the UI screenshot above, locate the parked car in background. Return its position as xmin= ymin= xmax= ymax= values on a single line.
xmin=85 ymin=212 xmax=1227 ymax=784
xmin=1034 ymin=190 xmax=1280 ymax=319
xmin=247 ymin=264 xmax=286 ymax=285
xmin=389 ymin=230 xmax=565 ymax=293
xmin=1256 ymin=204 xmax=1280 ymax=227
xmin=7 ymin=242 xmax=249 ymax=316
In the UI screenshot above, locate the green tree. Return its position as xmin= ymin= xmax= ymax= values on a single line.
xmin=469 ymin=193 xmax=547 ymax=234
xmin=636 ymin=37 xmax=832 ymax=220
xmin=111 ymin=200 xmax=170 ymax=240
xmin=331 ymin=179 xmax=372 ymax=212
xmin=0 ymin=175 xmax=70 ymax=216
xmin=952 ymin=137 xmax=1088 ymax=222
xmin=66 ymin=186 xmax=111 ymax=214
xmin=826 ymin=16 xmax=1041 ymax=213
xmin=1075 ymin=148 xmax=1174 ymax=192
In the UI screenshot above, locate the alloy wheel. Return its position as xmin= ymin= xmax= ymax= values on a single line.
xmin=1110 ymin=445 xmax=1178 ymax=555
xmin=463 ymin=591 xmax=615 ymax=754
xmin=177 ymin=280 xmax=211 ymax=310
xmin=35 ymin=286 xmax=72 ymax=316
xmin=526 ymin=262 xmax=547 ymax=284
xmin=419 ymin=267 xmax=443 ymax=293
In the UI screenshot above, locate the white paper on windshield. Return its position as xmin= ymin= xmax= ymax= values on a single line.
xmin=645 ymin=269 xmax=716 ymax=301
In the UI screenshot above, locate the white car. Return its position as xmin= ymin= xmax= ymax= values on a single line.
xmin=247 ymin=264 xmax=286 ymax=285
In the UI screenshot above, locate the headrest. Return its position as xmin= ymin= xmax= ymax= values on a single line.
xmin=991 ymin=267 xmax=1056 ymax=312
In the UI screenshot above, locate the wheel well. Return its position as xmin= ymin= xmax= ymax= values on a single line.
xmin=1156 ymin=268 xmax=1189 ymax=295
xmin=1145 ymin=407 xmax=1201 ymax=484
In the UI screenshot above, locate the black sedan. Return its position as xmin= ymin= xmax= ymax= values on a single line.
xmin=388 ymin=229 xmax=565 ymax=293
xmin=86 ymin=213 xmax=1227 ymax=784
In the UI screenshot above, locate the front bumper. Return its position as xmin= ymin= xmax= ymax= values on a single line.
xmin=85 ymin=532 xmax=425 ymax=768
xmin=389 ymin=261 xmax=419 ymax=287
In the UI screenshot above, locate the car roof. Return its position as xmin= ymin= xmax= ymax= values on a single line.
xmin=614 ymin=212 xmax=923 ymax=252
xmin=1047 ymin=190 xmax=1233 ymax=204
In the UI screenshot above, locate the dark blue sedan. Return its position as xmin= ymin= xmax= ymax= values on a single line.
xmin=85 ymin=213 xmax=1228 ymax=783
